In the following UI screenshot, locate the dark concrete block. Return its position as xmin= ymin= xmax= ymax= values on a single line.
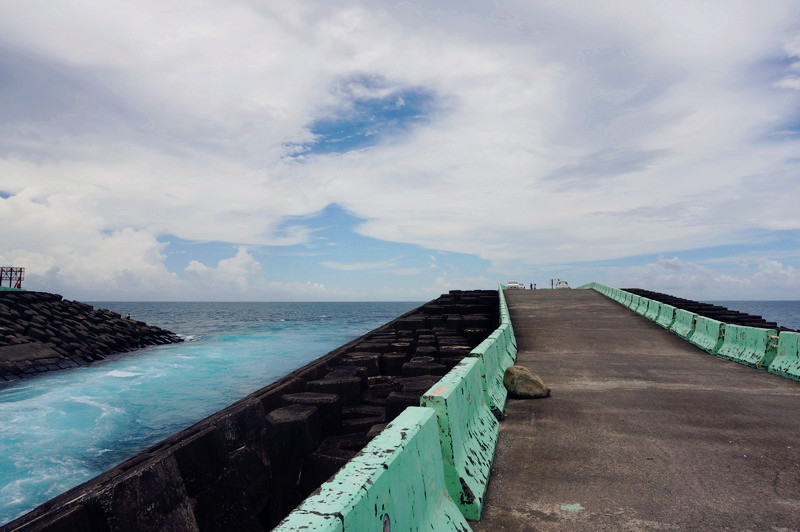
xmin=414 ymin=345 xmax=439 ymax=358
xmin=94 ymin=455 xmax=197 ymax=531
xmin=385 ymin=392 xmax=422 ymax=422
xmin=265 ymin=405 xmax=323 ymax=460
xmin=282 ymin=392 xmax=342 ymax=436
xmin=393 ymin=375 xmax=441 ymax=395
xmin=306 ymin=377 xmax=363 ymax=405
xmin=379 ymin=352 xmax=406 ymax=376
xmin=339 ymin=352 xmax=381 ymax=376
xmin=28 ymin=503 xmax=110 ymax=532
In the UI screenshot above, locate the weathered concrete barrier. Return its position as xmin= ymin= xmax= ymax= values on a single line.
xmin=272 ymin=407 xmax=470 ymax=531
xmin=768 ymin=331 xmax=800 ymax=381
xmin=468 ymin=337 xmax=508 ymax=419
xmin=635 ymin=297 xmax=650 ymax=316
xmin=688 ymin=316 xmax=725 ymax=354
xmin=655 ymin=304 xmax=677 ymax=329
xmin=421 ymin=357 xmax=498 ymax=521
xmin=587 ymin=283 xmax=799 ymax=385
xmin=669 ymin=309 xmax=697 ymax=339
xmin=626 ymin=293 xmax=641 ymax=311
xmin=717 ymin=324 xmax=778 ymax=369
xmin=644 ymin=300 xmax=661 ymax=321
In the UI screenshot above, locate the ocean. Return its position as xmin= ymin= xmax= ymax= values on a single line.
xmin=712 ymin=300 xmax=800 ymax=331
xmin=0 ymin=301 xmax=420 ymax=526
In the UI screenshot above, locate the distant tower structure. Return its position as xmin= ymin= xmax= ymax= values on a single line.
xmin=0 ymin=266 xmax=24 ymax=289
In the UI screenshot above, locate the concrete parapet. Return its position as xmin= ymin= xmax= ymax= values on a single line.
xmin=644 ymin=300 xmax=661 ymax=321
xmin=272 ymin=407 xmax=470 ymax=532
xmin=655 ymin=304 xmax=677 ymax=329
xmin=421 ymin=358 xmax=498 ymax=520
xmin=689 ymin=316 xmax=725 ymax=354
xmin=635 ymin=296 xmax=649 ymax=315
xmin=717 ymin=324 xmax=777 ymax=369
xmin=670 ymin=309 xmax=697 ymax=339
xmin=468 ymin=339 xmax=509 ymax=419
xmin=768 ymin=331 xmax=800 ymax=381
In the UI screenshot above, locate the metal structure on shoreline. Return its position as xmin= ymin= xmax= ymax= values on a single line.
xmin=0 ymin=267 xmax=24 ymax=289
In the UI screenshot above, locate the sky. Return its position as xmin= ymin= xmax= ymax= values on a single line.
xmin=2 ymin=1 xmax=800 ymax=301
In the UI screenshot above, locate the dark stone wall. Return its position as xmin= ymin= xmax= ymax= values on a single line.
xmin=0 ymin=291 xmax=183 ymax=381
xmin=2 ymin=290 xmax=499 ymax=532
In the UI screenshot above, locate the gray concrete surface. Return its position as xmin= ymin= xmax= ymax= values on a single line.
xmin=472 ymin=289 xmax=800 ymax=531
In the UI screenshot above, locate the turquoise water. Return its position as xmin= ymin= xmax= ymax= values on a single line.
xmin=0 ymin=301 xmax=419 ymax=525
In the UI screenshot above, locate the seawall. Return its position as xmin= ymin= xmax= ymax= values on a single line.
xmin=0 ymin=291 xmax=183 ymax=382
xmin=2 ymin=290 xmax=499 ymax=531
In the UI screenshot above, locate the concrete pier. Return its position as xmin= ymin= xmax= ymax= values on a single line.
xmin=474 ymin=289 xmax=800 ymax=531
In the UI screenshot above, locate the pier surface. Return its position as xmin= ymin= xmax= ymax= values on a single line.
xmin=474 ymin=289 xmax=800 ymax=531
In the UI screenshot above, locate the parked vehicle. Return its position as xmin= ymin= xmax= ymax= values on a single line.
xmin=506 ymin=281 xmax=525 ymax=289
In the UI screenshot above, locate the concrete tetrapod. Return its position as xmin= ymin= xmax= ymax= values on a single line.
xmin=768 ymin=331 xmax=800 ymax=381
xmin=273 ymin=407 xmax=471 ymax=532
xmin=716 ymin=324 xmax=778 ymax=369
xmin=421 ymin=357 xmax=499 ymax=521
xmin=688 ymin=316 xmax=725 ymax=354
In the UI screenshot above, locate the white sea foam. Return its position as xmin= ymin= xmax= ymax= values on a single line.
xmin=105 ymin=370 xmax=140 ymax=378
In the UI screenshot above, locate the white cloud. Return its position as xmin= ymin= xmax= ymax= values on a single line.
xmin=184 ymin=247 xmax=264 ymax=293
xmin=320 ymin=257 xmax=399 ymax=271
xmin=2 ymin=1 xmax=800 ymax=298
xmin=607 ymin=257 xmax=800 ymax=299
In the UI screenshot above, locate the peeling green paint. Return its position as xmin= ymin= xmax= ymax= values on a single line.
xmin=655 ymin=304 xmax=677 ymax=329
xmin=670 ymin=309 xmax=697 ymax=339
xmin=560 ymin=503 xmax=584 ymax=512
xmin=717 ymin=324 xmax=777 ymax=369
xmin=421 ymin=358 xmax=499 ymax=521
xmin=768 ymin=331 xmax=800 ymax=381
xmin=273 ymin=407 xmax=471 ymax=531
xmin=644 ymin=300 xmax=661 ymax=321
xmin=689 ymin=316 xmax=725 ymax=354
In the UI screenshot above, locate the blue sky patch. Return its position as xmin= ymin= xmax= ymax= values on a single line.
xmin=159 ymin=204 xmax=490 ymax=299
xmin=293 ymin=75 xmax=437 ymax=155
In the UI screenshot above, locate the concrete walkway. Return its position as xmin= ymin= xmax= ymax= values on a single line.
xmin=472 ymin=289 xmax=800 ymax=531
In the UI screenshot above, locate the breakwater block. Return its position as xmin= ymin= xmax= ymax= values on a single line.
xmin=0 ymin=290 xmax=182 ymax=380
xmin=716 ymin=324 xmax=778 ymax=369
xmin=688 ymin=316 xmax=725 ymax=354
xmin=273 ymin=407 xmax=471 ymax=531
xmin=282 ymin=392 xmax=343 ymax=436
xmin=768 ymin=332 xmax=800 ymax=381
xmin=421 ymin=358 xmax=498 ymax=521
